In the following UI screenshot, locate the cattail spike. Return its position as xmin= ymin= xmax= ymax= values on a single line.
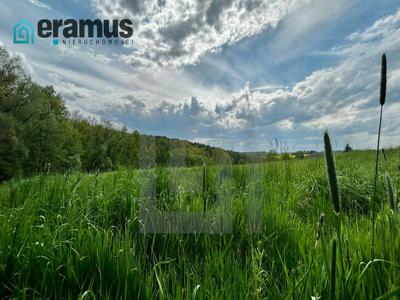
xmin=380 ymin=54 xmax=387 ymax=106
xmin=372 ymin=54 xmax=388 ymax=254
xmin=324 ymin=131 xmax=340 ymax=214
xmin=385 ymin=173 xmax=396 ymax=211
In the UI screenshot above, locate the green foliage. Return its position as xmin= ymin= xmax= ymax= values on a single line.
xmin=0 ymin=112 xmax=27 ymax=180
xmin=330 ymin=236 xmax=337 ymax=300
xmin=0 ymin=150 xmax=399 ymax=299
xmin=0 ymin=45 xmax=262 ymax=182
xmin=385 ymin=173 xmax=396 ymax=211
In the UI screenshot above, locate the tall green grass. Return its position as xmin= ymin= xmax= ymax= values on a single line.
xmin=0 ymin=148 xmax=399 ymax=299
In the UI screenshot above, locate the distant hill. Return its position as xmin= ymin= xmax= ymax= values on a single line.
xmin=0 ymin=45 xmax=270 ymax=181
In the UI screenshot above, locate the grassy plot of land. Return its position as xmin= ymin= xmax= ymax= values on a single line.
xmin=0 ymin=149 xmax=399 ymax=299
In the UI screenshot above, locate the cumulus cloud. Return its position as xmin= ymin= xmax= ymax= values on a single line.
xmin=91 ymin=0 xmax=310 ymax=69
xmin=3 ymin=0 xmax=399 ymax=151
xmin=42 ymin=7 xmax=399 ymax=151
xmin=94 ymin=11 xmax=400 ymax=149
xmin=209 ymin=9 xmax=400 ymax=149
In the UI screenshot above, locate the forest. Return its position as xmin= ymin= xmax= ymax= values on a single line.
xmin=0 ymin=45 xmax=264 ymax=182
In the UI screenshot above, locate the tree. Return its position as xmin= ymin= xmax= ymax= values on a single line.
xmin=344 ymin=144 xmax=352 ymax=152
xmin=0 ymin=113 xmax=27 ymax=180
xmin=266 ymin=150 xmax=277 ymax=161
xmin=0 ymin=43 xmax=266 ymax=181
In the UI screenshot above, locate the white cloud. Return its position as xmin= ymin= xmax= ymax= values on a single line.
xmin=3 ymin=0 xmax=400 ymax=151
xmin=96 ymin=7 xmax=399 ymax=151
xmin=209 ymin=9 xmax=400 ymax=149
xmin=91 ymin=0 xmax=310 ymax=69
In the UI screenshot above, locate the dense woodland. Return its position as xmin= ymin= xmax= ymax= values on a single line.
xmin=0 ymin=46 xmax=266 ymax=182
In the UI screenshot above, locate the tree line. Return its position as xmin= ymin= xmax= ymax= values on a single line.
xmin=0 ymin=46 xmax=261 ymax=182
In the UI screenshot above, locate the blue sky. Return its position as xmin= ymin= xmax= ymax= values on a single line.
xmin=0 ymin=0 xmax=399 ymax=152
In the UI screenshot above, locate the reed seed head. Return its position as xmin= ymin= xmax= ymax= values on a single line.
xmin=324 ymin=131 xmax=340 ymax=214
xmin=380 ymin=54 xmax=387 ymax=106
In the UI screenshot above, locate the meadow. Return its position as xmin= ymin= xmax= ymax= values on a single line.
xmin=0 ymin=147 xmax=399 ymax=299
xmin=0 ymin=49 xmax=398 ymax=299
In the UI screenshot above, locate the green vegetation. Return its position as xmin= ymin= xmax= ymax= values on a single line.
xmin=0 ymin=149 xmax=399 ymax=299
xmin=0 ymin=45 xmax=264 ymax=182
xmin=1 ymin=46 xmax=399 ymax=299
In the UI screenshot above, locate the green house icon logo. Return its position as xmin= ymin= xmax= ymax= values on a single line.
xmin=13 ymin=20 xmax=35 ymax=44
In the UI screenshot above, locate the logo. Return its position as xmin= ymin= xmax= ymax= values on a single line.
xmin=13 ymin=19 xmax=135 ymax=46
xmin=13 ymin=20 xmax=35 ymax=44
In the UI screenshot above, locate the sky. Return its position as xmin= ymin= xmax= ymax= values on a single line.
xmin=0 ymin=0 xmax=399 ymax=152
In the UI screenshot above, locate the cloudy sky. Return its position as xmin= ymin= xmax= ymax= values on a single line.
xmin=0 ymin=0 xmax=399 ymax=151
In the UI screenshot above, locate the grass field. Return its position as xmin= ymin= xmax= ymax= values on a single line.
xmin=0 ymin=149 xmax=399 ymax=299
